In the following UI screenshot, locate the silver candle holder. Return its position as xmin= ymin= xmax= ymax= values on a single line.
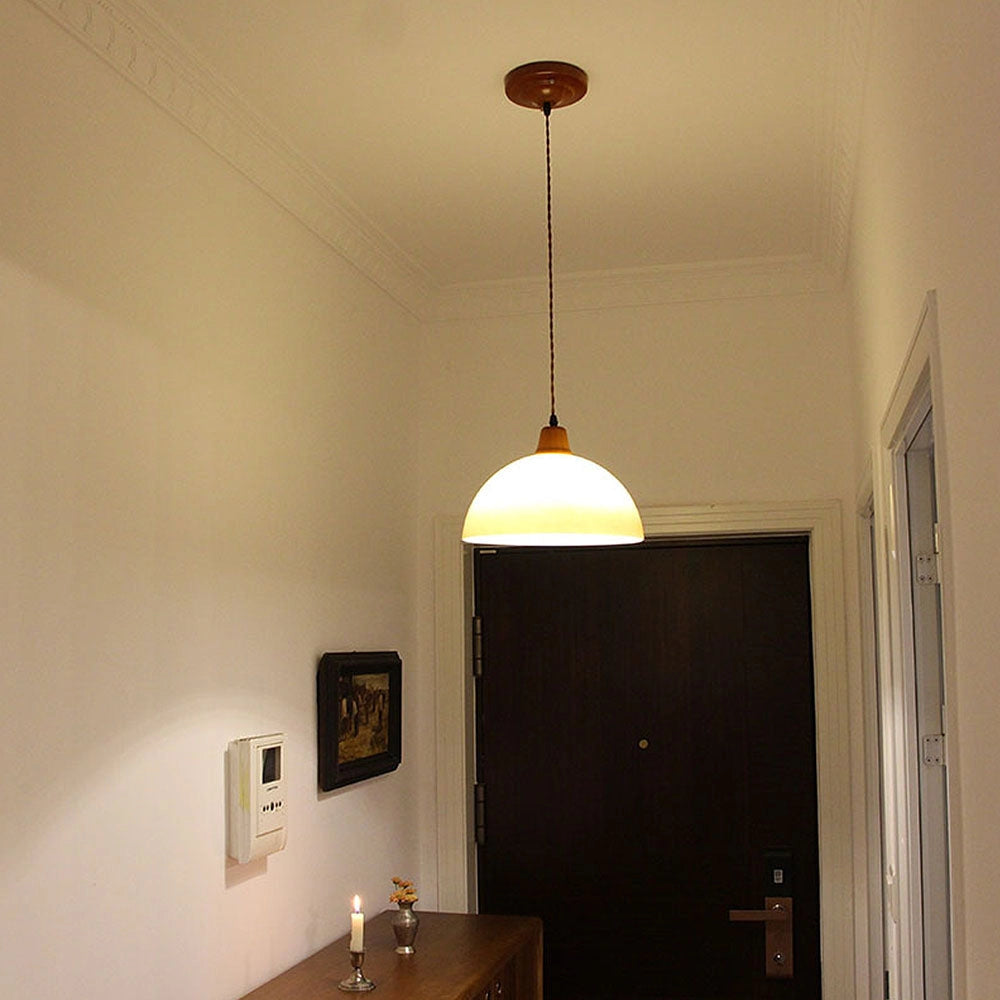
xmin=338 ymin=950 xmax=375 ymax=992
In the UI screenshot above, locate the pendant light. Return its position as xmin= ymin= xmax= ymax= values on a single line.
xmin=462 ymin=62 xmax=644 ymax=547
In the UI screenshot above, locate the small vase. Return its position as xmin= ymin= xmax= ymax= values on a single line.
xmin=391 ymin=901 xmax=419 ymax=954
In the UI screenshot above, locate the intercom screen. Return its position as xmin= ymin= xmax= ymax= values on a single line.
xmin=261 ymin=746 xmax=280 ymax=784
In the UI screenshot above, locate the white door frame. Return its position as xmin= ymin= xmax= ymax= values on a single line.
xmin=857 ymin=477 xmax=889 ymax=1000
xmin=433 ymin=499 xmax=857 ymax=999
xmin=873 ymin=291 xmax=957 ymax=1000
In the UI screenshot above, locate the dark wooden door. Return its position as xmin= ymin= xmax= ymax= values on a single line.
xmin=474 ymin=538 xmax=820 ymax=999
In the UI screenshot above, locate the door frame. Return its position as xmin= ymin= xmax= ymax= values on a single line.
xmin=873 ymin=291 xmax=958 ymax=1000
xmin=856 ymin=478 xmax=889 ymax=1000
xmin=433 ymin=499 xmax=857 ymax=998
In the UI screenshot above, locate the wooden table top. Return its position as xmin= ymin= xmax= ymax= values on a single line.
xmin=239 ymin=910 xmax=542 ymax=1000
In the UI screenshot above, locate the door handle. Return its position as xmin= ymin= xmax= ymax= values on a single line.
xmin=728 ymin=896 xmax=793 ymax=979
xmin=728 ymin=904 xmax=789 ymax=923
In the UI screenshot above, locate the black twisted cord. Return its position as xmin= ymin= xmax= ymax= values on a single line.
xmin=544 ymin=102 xmax=558 ymax=428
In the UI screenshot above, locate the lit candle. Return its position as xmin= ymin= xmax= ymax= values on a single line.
xmin=350 ymin=895 xmax=364 ymax=952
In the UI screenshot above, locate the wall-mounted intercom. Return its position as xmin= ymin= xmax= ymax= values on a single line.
xmin=227 ymin=733 xmax=287 ymax=864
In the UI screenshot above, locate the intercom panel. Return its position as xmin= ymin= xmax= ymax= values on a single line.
xmin=227 ymin=733 xmax=287 ymax=864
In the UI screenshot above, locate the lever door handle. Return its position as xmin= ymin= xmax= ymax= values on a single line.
xmin=728 ymin=903 xmax=789 ymax=922
xmin=728 ymin=896 xmax=793 ymax=979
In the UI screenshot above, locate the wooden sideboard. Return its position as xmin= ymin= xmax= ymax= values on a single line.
xmin=239 ymin=910 xmax=543 ymax=1000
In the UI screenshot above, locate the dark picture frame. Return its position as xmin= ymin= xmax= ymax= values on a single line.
xmin=317 ymin=651 xmax=402 ymax=791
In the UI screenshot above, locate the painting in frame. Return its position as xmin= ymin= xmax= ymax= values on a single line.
xmin=317 ymin=650 xmax=402 ymax=791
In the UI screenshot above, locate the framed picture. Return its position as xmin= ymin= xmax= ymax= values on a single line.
xmin=317 ymin=651 xmax=401 ymax=791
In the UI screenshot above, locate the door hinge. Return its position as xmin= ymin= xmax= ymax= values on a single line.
xmin=915 ymin=552 xmax=939 ymax=585
xmin=922 ymin=733 xmax=946 ymax=766
xmin=474 ymin=783 xmax=486 ymax=846
xmin=472 ymin=616 xmax=483 ymax=677
xmin=884 ymin=968 xmax=891 ymax=1000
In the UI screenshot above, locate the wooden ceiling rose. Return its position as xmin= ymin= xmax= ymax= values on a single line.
xmin=503 ymin=61 xmax=588 ymax=110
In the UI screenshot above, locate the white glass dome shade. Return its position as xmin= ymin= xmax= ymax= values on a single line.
xmin=462 ymin=425 xmax=644 ymax=546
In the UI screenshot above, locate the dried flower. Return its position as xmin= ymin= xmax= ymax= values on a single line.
xmin=389 ymin=876 xmax=418 ymax=904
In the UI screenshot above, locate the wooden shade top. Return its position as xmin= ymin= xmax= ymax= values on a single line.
xmin=536 ymin=424 xmax=572 ymax=453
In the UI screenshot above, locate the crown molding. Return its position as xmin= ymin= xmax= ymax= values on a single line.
xmin=27 ymin=0 xmax=871 ymax=321
xmin=816 ymin=0 xmax=875 ymax=277
xmin=27 ymin=0 xmax=436 ymax=318
xmin=432 ymin=254 xmax=840 ymax=322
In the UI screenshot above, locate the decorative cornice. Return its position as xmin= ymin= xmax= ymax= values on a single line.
xmin=818 ymin=0 xmax=876 ymax=278
xmin=27 ymin=0 xmax=872 ymax=321
xmin=434 ymin=254 xmax=840 ymax=322
xmin=28 ymin=0 xmax=436 ymax=318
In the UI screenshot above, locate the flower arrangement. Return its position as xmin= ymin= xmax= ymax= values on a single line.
xmin=389 ymin=876 xmax=418 ymax=905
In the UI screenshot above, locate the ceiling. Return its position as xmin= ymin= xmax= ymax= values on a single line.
xmin=58 ymin=0 xmax=868 ymax=317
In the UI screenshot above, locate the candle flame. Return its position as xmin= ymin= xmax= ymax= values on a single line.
xmin=353 ymin=895 xmax=362 ymax=913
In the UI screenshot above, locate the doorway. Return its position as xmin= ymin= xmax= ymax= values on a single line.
xmin=474 ymin=538 xmax=821 ymax=998
xmin=878 ymin=399 xmax=953 ymax=1000
xmin=874 ymin=293 xmax=954 ymax=999
xmin=901 ymin=410 xmax=952 ymax=999
xmin=432 ymin=501 xmax=856 ymax=997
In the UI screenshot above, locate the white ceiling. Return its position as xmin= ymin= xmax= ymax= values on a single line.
xmin=69 ymin=0 xmax=866 ymax=316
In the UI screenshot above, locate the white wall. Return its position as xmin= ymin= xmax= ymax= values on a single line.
xmin=0 ymin=4 xmax=425 ymax=998
xmin=418 ymin=292 xmax=856 ymax=519
xmin=847 ymin=1 xmax=1000 ymax=995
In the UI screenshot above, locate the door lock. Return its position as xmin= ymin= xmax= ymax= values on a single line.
xmin=728 ymin=896 xmax=794 ymax=979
